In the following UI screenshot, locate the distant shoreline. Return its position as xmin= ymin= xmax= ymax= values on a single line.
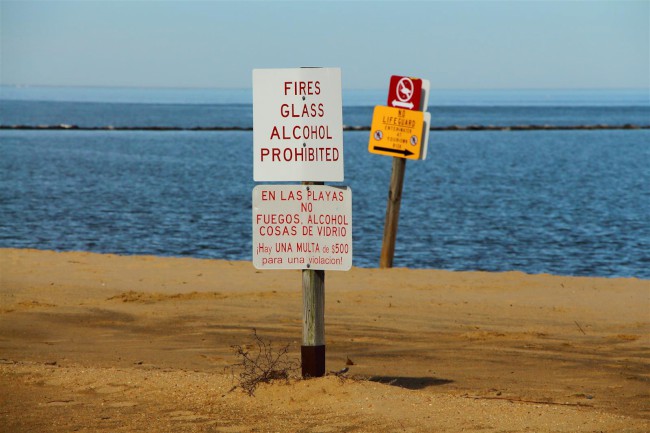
xmin=2 ymin=123 xmax=649 ymax=131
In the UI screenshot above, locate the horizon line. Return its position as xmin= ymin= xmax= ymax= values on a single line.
xmin=2 ymin=84 xmax=649 ymax=93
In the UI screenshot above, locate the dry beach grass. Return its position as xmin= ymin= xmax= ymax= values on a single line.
xmin=1 ymin=248 xmax=649 ymax=432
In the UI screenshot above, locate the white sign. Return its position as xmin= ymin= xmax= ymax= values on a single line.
xmin=252 ymin=185 xmax=352 ymax=270
xmin=253 ymin=68 xmax=344 ymax=182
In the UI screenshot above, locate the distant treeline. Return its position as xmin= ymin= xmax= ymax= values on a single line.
xmin=1 ymin=124 xmax=648 ymax=131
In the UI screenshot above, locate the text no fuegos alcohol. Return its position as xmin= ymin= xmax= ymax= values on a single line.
xmin=252 ymin=185 xmax=352 ymax=271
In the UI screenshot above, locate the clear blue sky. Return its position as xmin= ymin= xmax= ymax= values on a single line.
xmin=1 ymin=0 xmax=648 ymax=90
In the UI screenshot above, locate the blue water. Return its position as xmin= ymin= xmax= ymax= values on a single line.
xmin=1 ymin=86 xmax=649 ymax=278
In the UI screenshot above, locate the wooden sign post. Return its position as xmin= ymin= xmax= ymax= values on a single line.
xmin=379 ymin=158 xmax=407 ymax=268
xmin=301 ymin=267 xmax=325 ymax=376
xmin=301 ymin=179 xmax=325 ymax=378
xmin=300 ymin=176 xmax=326 ymax=377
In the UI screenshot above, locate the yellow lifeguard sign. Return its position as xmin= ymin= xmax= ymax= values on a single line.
xmin=368 ymin=105 xmax=430 ymax=160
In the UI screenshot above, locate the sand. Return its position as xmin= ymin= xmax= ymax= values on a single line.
xmin=1 ymin=248 xmax=648 ymax=432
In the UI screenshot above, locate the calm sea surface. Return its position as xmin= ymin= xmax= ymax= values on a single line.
xmin=1 ymin=86 xmax=649 ymax=278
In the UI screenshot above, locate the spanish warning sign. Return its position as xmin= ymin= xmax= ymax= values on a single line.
xmin=252 ymin=185 xmax=352 ymax=270
xmin=368 ymin=106 xmax=431 ymax=160
xmin=253 ymin=68 xmax=344 ymax=182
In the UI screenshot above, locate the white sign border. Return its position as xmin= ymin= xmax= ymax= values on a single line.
xmin=252 ymin=184 xmax=352 ymax=271
xmin=252 ymin=67 xmax=344 ymax=182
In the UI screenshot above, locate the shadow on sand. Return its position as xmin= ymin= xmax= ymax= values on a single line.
xmin=368 ymin=376 xmax=453 ymax=390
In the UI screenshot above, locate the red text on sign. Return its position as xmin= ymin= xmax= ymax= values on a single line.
xmin=280 ymin=103 xmax=325 ymax=118
xmin=284 ymin=81 xmax=321 ymax=96
xmin=260 ymin=146 xmax=339 ymax=162
xmin=269 ymin=125 xmax=333 ymax=140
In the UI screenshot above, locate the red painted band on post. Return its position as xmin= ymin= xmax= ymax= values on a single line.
xmin=301 ymin=345 xmax=326 ymax=378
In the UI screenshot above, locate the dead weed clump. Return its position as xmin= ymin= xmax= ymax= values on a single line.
xmin=230 ymin=329 xmax=298 ymax=395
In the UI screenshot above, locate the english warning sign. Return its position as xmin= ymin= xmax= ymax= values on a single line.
xmin=253 ymin=68 xmax=344 ymax=182
xmin=368 ymin=106 xmax=431 ymax=160
xmin=252 ymin=185 xmax=352 ymax=270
